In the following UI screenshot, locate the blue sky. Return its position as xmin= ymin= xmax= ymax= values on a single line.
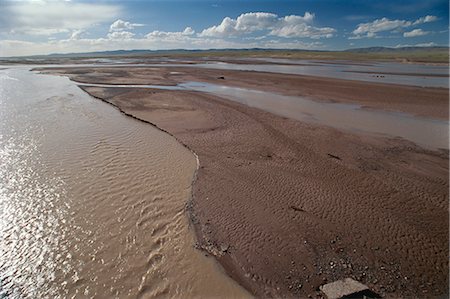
xmin=0 ymin=0 xmax=448 ymax=56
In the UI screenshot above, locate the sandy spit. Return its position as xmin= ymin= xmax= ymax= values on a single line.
xmin=75 ymin=84 xmax=448 ymax=298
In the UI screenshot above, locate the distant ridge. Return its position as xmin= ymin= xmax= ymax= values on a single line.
xmin=345 ymin=46 xmax=448 ymax=53
xmin=1 ymin=46 xmax=448 ymax=59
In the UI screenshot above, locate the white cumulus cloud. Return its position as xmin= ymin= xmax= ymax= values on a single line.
xmin=69 ymin=29 xmax=85 ymax=40
xmin=270 ymin=14 xmax=335 ymax=39
xmin=351 ymin=15 xmax=438 ymax=39
xmin=146 ymin=27 xmax=195 ymax=39
xmin=109 ymin=19 xmax=144 ymax=32
xmin=413 ymin=15 xmax=438 ymax=25
xmin=107 ymin=31 xmax=135 ymax=40
xmin=183 ymin=27 xmax=195 ymax=35
xmin=199 ymin=12 xmax=335 ymax=39
xmin=235 ymin=12 xmax=279 ymax=32
xmin=403 ymin=28 xmax=429 ymax=37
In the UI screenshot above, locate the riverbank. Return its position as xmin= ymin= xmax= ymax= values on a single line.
xmin=39 ymin=66 xmax=448 ymax=298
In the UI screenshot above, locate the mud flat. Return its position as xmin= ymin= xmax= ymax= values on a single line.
xmin=41 ymin=66 xmax=448 ymax=298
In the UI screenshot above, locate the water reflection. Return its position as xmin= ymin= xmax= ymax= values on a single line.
xmin=0 ymin=71 xmax=72 ymax=298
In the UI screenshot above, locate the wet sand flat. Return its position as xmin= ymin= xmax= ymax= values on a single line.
xmin=39 ymin=65 xmax=448 ymax=298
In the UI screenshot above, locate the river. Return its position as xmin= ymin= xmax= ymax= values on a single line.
xmin=0 ymin=67 xmax=249 ymax=298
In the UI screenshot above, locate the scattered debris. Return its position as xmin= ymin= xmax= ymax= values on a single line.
xmin=320 ymin=278 xmax=379 ymax=299
xmin=327 ymin=153 xmax=341 ymax=160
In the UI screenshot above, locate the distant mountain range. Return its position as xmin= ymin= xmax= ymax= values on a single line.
xmin=344 ymin=46 xmax=449 ymax=53
xmin=1 ymin=46 xmax=448 ymax=59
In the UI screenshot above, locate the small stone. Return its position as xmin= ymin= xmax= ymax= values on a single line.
xmin=319 ymin=278 xmax=372 ymax=299
xmin=220 ymin=244 xmax=229 ymax=253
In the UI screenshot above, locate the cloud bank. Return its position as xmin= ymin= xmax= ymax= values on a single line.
xmin=1 ymin=9 xmax=334 ymax=56
xmin=0 ymin=1 xmax=121 ymax=36
xmin=0 ymin=2 xmax=445 ymax=58
xmin=351 ymin=15 xmax=438 ymax=39
xmin=200 ymin=12 xmax=336 ymax=39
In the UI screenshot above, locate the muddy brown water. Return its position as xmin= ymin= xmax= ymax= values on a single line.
xmin=0 ymin=68 xmax=250 ymax=298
